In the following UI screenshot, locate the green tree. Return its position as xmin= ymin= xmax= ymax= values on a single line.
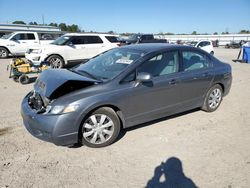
xmin=165 ymin=32 xmax=174 ymax=35
xmin=12 ymin=21 xmax=26 ymax=25
xmin=59 ymin=23 xmax=67 ymax=31
xmin=213 ymin=32 xmax=218 ymax=35
xmin=71 ymin=24 xmax=80 ymax=32
xmin=191 ymin=31 xmax=197 ymax=35
xmin=29 ymin=22 xmax=38 ymax=25
xmin=49 ymin=23 xmax=58 ymax=27
xmin=239 ymin=30 xmax=250 ymax=34
xmin=108 ymin=31 xmax=115 ymax=34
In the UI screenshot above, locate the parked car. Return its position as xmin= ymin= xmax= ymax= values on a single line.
xmin=123 ymin=34 xmax=167 ymax=44
xmin=189 ymin=40 xmax=214 ymax=55
xmin=0 ymin=31 xmax=57 ymax=58
xmin=25 ymin=33 xmax=121 ymax=68
xmin=21 ymin=44 xmax=232 ymax=148
xmin=225 ymin=40 xmax=246 ymax=49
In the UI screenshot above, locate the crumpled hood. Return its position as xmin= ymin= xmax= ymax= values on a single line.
xmin=34 ymin=69 xmax=98 ymax=99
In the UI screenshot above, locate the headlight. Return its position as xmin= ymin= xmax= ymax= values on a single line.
xmin=31 ymin=49 xmax=42 ymax=54
xmin=48 ymin=104 xmax=79 ymax=114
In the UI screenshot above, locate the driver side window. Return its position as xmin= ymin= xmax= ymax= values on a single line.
xmin=138 ymin=51 xmax=179 ymax=77
xmin=12 ymin=33 xmax=26 ymax=40
xmin=122 ymin=51 xmax=179 ymax=83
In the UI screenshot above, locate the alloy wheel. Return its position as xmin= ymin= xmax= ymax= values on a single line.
xmin=83 ymin=114 xmax=115 ymax=145
xmin=0 ymin=49 xmax=7 ymax=58
xmin=49 ymin=57 xmax=63 ymax=68
xmin=208 ymin=88 xmax=222 ymax=109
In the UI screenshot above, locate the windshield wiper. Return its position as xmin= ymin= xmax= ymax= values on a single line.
xmin=71 ymin=69 xmax=100 ymax=81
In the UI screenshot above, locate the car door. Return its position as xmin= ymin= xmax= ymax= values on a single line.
xmin=83 ymin=36 xmax=104 ymax=58
xmin=8 ymin=33 xmax=28 ymax=54
xmin=65 ymin=36 xmax=88 ymax=61
xmin=178 ymin=50 xmax=214 ymax=107
xmin=119 ymin=51 xmax=182 ymax=126
xmin=25 ymin=33 xmax=38 ymax=47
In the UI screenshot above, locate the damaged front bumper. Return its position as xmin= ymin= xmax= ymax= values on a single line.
xmin=21 ymin=92 xmax=81 ymax=146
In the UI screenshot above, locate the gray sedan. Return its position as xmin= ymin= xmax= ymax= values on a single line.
xmin=21 ymin=44 xmax=232 ymax=148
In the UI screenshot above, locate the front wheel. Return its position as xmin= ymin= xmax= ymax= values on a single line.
xmin=47 ymin=55 xmax=65 ymax=68
xmin=81 ymin=107 xmax=121 ymax=148
xmin=0 ymin=47 xmax=9 ymax=58
xmin=202 ymin=84 xmax=223 ymax=112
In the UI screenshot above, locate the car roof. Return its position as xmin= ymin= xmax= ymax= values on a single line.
xmin=120 ymin=43 xmax=190 ymax=53
xmin=64 ymin=33 xmax=118 ymax=37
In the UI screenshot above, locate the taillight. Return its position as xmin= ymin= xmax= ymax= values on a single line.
xmin=117 ymin=43 xmax=122 ymax=47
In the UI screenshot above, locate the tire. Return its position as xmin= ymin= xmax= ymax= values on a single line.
xmin=19 ymin=74 xmax=29 ymax=84
xmin=202 ymin=84 xmax=223 ymax=112
xmin=12 ymin=76 xmax=19 ymax=82
xmin=0 ymin=47 xmax=9 ymax=58
xmin=81 ymin=107 xmax=121 ymax=148
xmin=47 ymin=55 xmax=65 ymax=68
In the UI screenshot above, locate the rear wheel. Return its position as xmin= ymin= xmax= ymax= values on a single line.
xmin=19 ymin=74 xmax=29 ymax=84
xmin=47 ymin=55 xmax=64 ymax=68
xmin=202 ymin=84 xmax=223 ymax=112
xmin=81 ymin=107 xmax=121 ymax=148
xmin=0 ymin=47 xmax=9 ymax=58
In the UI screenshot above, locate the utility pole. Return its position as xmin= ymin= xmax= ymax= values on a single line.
xmin=42 ymin=15 xmax=44 ymax=25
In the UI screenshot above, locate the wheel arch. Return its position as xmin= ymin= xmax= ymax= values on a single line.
xmin=0 ymin=46 xmax=10 ymax=52
xmin=77 ymin=104 xmax=125 ymax=143
xmin=45 ymin=53 xmax=65 ymax=62
xmin=0 ymin=46 xmax=11 ymax=56
xmin=214 ymin=82 xmax=224 ymax=93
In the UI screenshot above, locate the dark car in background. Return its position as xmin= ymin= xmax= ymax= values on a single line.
xmin=21 ymin=44 xmax=232 ymax=148
xmin=124 ymin=34 xmax=168 ymax=44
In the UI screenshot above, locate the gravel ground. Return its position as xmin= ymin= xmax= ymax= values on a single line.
xmin=0 ymin=47 xmax=250 ymax=188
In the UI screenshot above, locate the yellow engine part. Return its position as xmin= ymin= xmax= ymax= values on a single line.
xmin=16 ymin=64 xmax=32 ymax=73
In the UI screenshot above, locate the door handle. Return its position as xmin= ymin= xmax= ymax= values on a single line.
xmin=22 ymin=42 xmax=26 ymax=43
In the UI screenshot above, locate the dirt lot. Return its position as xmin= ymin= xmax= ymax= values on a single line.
xmin=0 ymin=48 xmax=250 ymax=188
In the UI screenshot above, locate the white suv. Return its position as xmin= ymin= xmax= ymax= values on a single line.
xmin=189 ymin=40 xmax=214 ymax=55
xmin=25 ymin=33 xmax=121 ymax=68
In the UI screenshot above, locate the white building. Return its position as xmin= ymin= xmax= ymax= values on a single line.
xmin=0 ymin=23 xmax=62 ymax=37
xmin=155 ymin=34 xmax=250 ymax=46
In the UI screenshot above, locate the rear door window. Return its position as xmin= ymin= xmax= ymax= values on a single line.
xmin=105 ymin=36 xmax=119 ymax=43
xmin=182 ymin=51 xmax=210 ymax=71
xmin=84 ymin=36 xmax=103 ymax=44
xmin=26 ymin=33 xmax=35 ymax=40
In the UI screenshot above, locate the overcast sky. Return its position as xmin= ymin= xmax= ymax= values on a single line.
xmin=0 ymin=0 xmax=249 ymax=34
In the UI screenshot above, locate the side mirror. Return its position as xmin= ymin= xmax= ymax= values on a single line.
xmin=67 ymin=42 xmax=74 ymax=47
xmin=134 ymin=72 xmax=152 ymax=87
xmin=10 ymin=38 xmax=18 ymax=42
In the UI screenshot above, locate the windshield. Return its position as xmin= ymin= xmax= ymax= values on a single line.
xmin=51 ymin=35 xmax=71 ymax=45
xmin=73 ymin=48 xmax=144 ymax=81
xmin=190 ymin=41 xmax=198 ymax=46
xmin=128 ymin=34 xmax=140 ymax=40
xmin=1 ymin=33 xmax=14 ymax=39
